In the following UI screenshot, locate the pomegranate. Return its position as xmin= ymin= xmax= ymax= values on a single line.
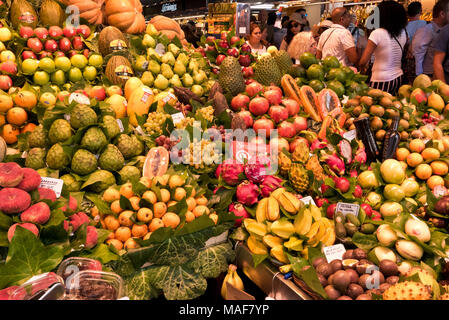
xmin=238 ymin=110 xmax=254 ymax=128
xmin=229 ymin=202 xmax=250 ymax=226
xmin=231 ymin=94 xmax=250 ymax=111
xmin=268 ymin=105 xmax=288 ymax=123
xmin=249 ymin=97 xmax=269 ymax=116
xmin=263 ymin=89 xmax=282 ymax=105
xmin=245 ymin=81 xmax=264 ymax=97
xmin=253 ymin=117 xmax=274 ymax=137
xmin=282 ymin=98 xmax=300 ymax=116
xmin=277 ymin=121 xmax=296 ymax=138
xmin=293 ymin=116 xmax=308 ymax=132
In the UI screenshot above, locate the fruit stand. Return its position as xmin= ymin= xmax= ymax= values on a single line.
xmin=1 ymin=0 xmax=449 ymax=302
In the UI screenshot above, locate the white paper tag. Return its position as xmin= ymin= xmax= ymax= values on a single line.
xmin=64 ymin=114 xmax=71 ymax=121
xmin=434 ymin=185 xmax=448 ymax=198
xmin=171 ymin=112 xmax=185 ymax=125
xmin=323 ymin=244 xmax=346 ymax=263
xmin=39 ymin=177 xmax=64 ymax=198
xmin=239 ymin=27 xmax=246 ymax=34
xmin=343 ymin=130 xmax=357 ymax=142
xmin=135 ymin=126 xmax=145 ymax=136
xmin=204 ymin=230 xmax=228 ymax=248
xmin=300 ymin=196 xmax=316 ymax=206
xmin=155 ymin=43 xmax=166 ymax=55
xmin=336 ymin=202 xmax=360 ymax=216
xmin=116 ymin=119 xmax=124 ymax=132
xmin=21 ymin=151 xmax=28 ymax=159
xmin=141 ymin=87 xmax=153 ymax=103
xmin=68 ymin=92 xmax=90 ymax=105
xmin=341 ymin=95 xmax=349 ymax=105
xmin=162 ymin=92 xmax=176 ymax=104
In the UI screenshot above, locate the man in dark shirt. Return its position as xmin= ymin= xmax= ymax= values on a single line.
xmin=433 ymin=5 xmax=449 ymax=83
xmin=264 ymin=11 xmax=279 ymax=47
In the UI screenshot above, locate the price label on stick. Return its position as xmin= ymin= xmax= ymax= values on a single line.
xmin=336 ymin=202 xmax=360 ymax=217
xmin=39 ymin=177 xmax=64 ymax=198
xmin=171 ymin=112 xmax=185 ymax=125
xmin=323 ymin=244 xmax=346 ymax=263
xmin=343 ymin=130 xmax=357 ymax=142
xmin=300 ymin=196 xmax=316 ymax=206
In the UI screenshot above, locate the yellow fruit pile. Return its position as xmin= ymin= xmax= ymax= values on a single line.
xmin=98 ymin=174 xmax=216 ymax=251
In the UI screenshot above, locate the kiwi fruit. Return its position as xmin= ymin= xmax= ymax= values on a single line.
xmin=370 ymin=116 xmax=384 ymax=131
xmin=330 ymin=260 xmax=343 ymax=273
xmin=324 ymin=285 xmax=341 ymax=300
xmin=379 ymin=260 xmax=399 ymax=277
xmin=316 ymin=263 xmax=333 ymax=278
xmin=346 ymin=283 xmax=364 ymax=299
xmin=360 ymin=96 xmax=374 ymax=106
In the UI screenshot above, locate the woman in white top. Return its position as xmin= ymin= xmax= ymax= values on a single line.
xmin=358 ymin=1 xmax=408 ymax=95
xmin=246 ymin=23 xmax=267 ymax=55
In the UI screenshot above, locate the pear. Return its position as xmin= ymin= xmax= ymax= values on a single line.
xmin=196 ymin=57 xmax=207 ymax=69
xmin=191 ymin=85 xmax=204 ymax=97
xmin=147 ymin=48 xmax=161 ymax=62
xmin=146 ymin=23 xmax=159 ymax=37
xmin=182 ymin=73 xmax=194 ymax=87
xmin=168 ymin=43 xmax=180 ymax=57
xmin=134 ymin=55 xmax=149 ymax=72
xmin=141 ymin=71 xmax=155 ymax=87
xmin=170 ymin=74 xmax=183 ymax=88
xmin=161 ymin=52 xmax=175 ymax=66
xmin=142 ymin=34 xmax=156 ymax=48
xmin=154 ymin=74 xmax=169 ymax=90
xmin=173 ymin=60 xmax=186 ymax=76
xmin=177 ymin=53 xmax=189 ymax=67
xmin=147 ymin=60 xmax=161 ymax=75
xmin=188 ymin=59 xmax=199 ymax=73
xmin=193 ymin=70 xmax=207 ymax=85
xmin=161 ymin=63 xmax=174 ymax=79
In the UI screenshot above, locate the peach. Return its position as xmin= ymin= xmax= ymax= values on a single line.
xmin=115 ymin=226 xmax=131 ymax=242
xmin=8 ymin=223 xmax=39 ymax=242
xmin=38 ymin=188 xmax=57 ymax=202
xmin=0 ymin=188 xmax=31 ymax=214
xmin=69 ymin=212 xmax=89 ymax=231
xmin=16 ymin=168 xmax=41 ymax=192
xmin=0 ymin=162 xmax=23 ymax=187
xmin=107 ymin=238 xmax=123 ymax=251
xmin=20 ymin=202 xmax=51 ymax=224
xmin=61 ymin=196 xmax=78 ymax=212
xmin=410 ymin=88 xmax=427 ymax=105
xmin=85 ymin=226 xmax=98 ymax=249
xmin=124 ymin=238 xmax=140 ymax=249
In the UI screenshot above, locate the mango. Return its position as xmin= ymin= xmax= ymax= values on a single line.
xmin=438 ymin=83 xmax=449 ymax=103
xmin=428 ymin=92 xmax=445 ymax=112
xmin=410 ymin=88 xmax=427 ymax=105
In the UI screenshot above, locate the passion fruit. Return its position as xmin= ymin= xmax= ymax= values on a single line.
xmin=379 ymin=259 xmax=399 ymax=277
xmin=324 ymin=285 xmax=341 ymax=300
xmin=346 ymin=283 xmax=364 ymax=299
xmin=316 ymin=263 xmax=333 ymax=278
xmin=330 ymin=259 xmax=343 ymax=273
xmin=353 ymin=248 xmax=367 ymax=260
xmin=342 ymin=259 xmax=358 ymax=270
xmin=342 ymin=250 xmax=354 ymax=260
xmin=337 ymin=295 xmax=353 ymax=300
xmin=345 ymin=268 xmax=359 ymax=283
xmin=333 ymin=270 xmax=351 ymax=293
xmin=386 ymin=276 xmax=399 ymax=285
xmin=312 ymin=256 xmax=327 ymax=269
xmin=355 ymin=260 xmax=374 ymax=275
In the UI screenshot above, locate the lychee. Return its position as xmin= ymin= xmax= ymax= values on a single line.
xmin=16 ymin=168 xmax=41 ymax=192
xmin=7 ymin=223 xmax=39 ymax=242
xmin=0 ymin=188 xmax=31 ymax=214
xmin=0 ymin=162 xmax=24 ymax=187
xmin=20 ymin=202 xmax=51 ymax=224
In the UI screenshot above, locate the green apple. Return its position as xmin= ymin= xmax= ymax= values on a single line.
xmin=54 ymin=56 xmax=71 ymax=72
xmin=88 ymin=54 xmax=103 ymax=68
xmin=33 ymin=71 xmax=50 ymax=85
xmin=38 ymin=57 xmax=56 ymax=73
xmin=68 ymin=67 xmax=83 ymax=82
xmin=51 ymin=70 xmax=66 ymax=85
xmin=83 ymin=66 xmax=97 ymax=81
xmin=22 ymin=58 xmax=38 ymax=75
xmin=70 ymin=54 xmax=88 ymax=69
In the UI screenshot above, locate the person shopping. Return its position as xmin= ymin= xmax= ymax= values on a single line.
xmin=280 ymin=20 xmax=301 ymax=51
xmin=358 ymin=1 xmax=408 ymax=95
xmin=246 ymin=23 xmax=267 ymax=55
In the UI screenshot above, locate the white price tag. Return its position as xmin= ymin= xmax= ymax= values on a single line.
xmin=141 ymin=88 xmax=153 ymax=103
xmin=343 ymin=129 xmax=357 ymax=142
xmin=21 ymin=151 xmax=27 ymax=159
xmin=341 ymin=95 xmax=349 ymax=105
xmin=239 ymin=27 xmax=246 ymax=34
xmin=336 ymin=202 xmax=360 ymax=217
xmin=171 ymin=112 xmax=185 ymax=125
xmin=116 ymin=119 xmax=124 ymax=132
xmin=64 ymin=114 xmax=71 ymax=121
xmin=68 ymin=93 xmax=90 ymax=105
xmin=323 ymin=244 xmax=346 ymax=263
xmin=39 ymin=177 xmax=64 ymax=198
xmin=162 ymin=92 xmax=176 ymax=104
xmin=155 ymin=43 xmax=166 ymax=55
xmin=300 ymin=196 xmax=316 ymax=206
xmin=135 ymin=126 xmax=145 ymax=135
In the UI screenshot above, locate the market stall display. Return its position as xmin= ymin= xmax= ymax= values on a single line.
xmin=1 ymin=0 xmax=449 ymax=301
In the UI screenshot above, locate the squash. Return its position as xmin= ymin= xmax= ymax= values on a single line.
xmin=98 ymin=26 xmax=128 ymax=57
xmin=62 ymin=0 xmax=104 ymax=25
xmin=149 ymin=15 xmax=185 ymax=40
xmin=104 ymin=0 xmax=146 ymax=34
xmin=127 ymin=85 xmax=154 ymax=127
xmin=105 ymin=55 xmax=133 ymax=86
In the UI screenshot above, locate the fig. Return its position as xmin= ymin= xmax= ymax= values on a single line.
xmin=379 ymin=260 xmax=399 ymax=277
xmin=345 ymin=268 xmax=359 ymax=283
xmin=346 ymin=283 xmax=364 ymax=299
xmin=356 ymin=293 xmax=372 ymax=300
xmin=337 ymin=295 xmax=352 ymax=300
xmin=386 ymin=276 xmax=399 ymax=285
xmin=353 ymin=248 xmax=367 ymax=260
xmin=330 ymin=259 xmax=343 ymax=273
xmin=312 ymin=257 xmax=327 ymax=269
xmin=333 ymin=270 xmax=351 ymax=293
xmin=342 ymin=249 xmax=354 ymax=260
xmin=324 ymin=285 xmax=341 ymax=300
xmin=316 ymin=263 xmax=333 ymax=278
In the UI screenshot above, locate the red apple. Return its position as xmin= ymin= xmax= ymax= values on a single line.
xmin=19 ymin=26 xmax=34 ymax=39
xmin=268 ymin=105 xmax=288 ymax=123
xmin=253 ymin=117 xmax=275 ymax=137
xmin=76 ymin=25 xmax=91 ymax=39
xmin=206 ymin=36 xmax=216 ymax=45
xmin=34 ymin=27 xmax=48 ymax=40
xmin=72 ymin=36 xmax=84 ymax=51
xmin=227 ymin=48 xmax=239 ymax=58
xmin=59 ymin=37 xmax=71 ymax=52
xmin=282 ymin=98 xmax=300 ymax=116
xmin=106 ymin=85 xmax=123 ymax=97
xmin=238 ymin=110 xmax=254 ymax=128
xmin=242 ymin=66 xmax=254 ymax=78
xmin=63 ymin=26 xmax=77 ymax=39
xmin=27 ymin=38 xmax=43 ymax=53
xmin=218 ymin=40 xmax=229 ymax=49
xmin=22 ymin=50 xmax=37 ymax=60
xmin=206 ymin=45 xmax=216 ymax=53
xmin=361 ymin=203 xmax=373 ymax=217
xmin=39 ymin=51 xmax=52 ymax=59
xmin=270 ymin=137 xmax=289 ymax=152
xmin=83 ymin=49 xmax=90 ymax=58
xmin=220 ymin=31 xmax=228 ymax=41
xmin=263 ymin=89 xmax=282 ymax=105
xmin=293 ymin=116 xmax=308 ymax=132
xmin=48 ymin=26 xmax=63 ymax=39
xmin=0 ymin=61 xmax=17 ymax=75
xmin=238 ymin=54 xmax=251 ymax=67
xmin=89 ymin=86 xmax=106 ymax=101
xmin=289 ymin=137 xmax=309 ymax=153
xmin=54 ymin=51 xmax=65 ymax=58
xmin=67 ymin=50 xmax=77 ymax=58
xmin=215 ymin=54 xmax=226 ymax=66
xmin=44 ymin=39 xmax=58 ymax=52
xmin=0 ymin=75 xmax=12 ymax=90
xmin=230 ymin=36 xmax=240 ymax=46
xmin=249 ymin=97 xmax=270 ymax=116
xmin=231 ymin=94 xmax=250 ymax=111
xmin=245 ymin=81 xmax=264 ymax=97
xmin=241 ymin=43 xmax=251 ymax=53
xmin=326 ymin=203 xmax=337 ymax=219
xmin=277 ymin=121 xmax=296 ymax=138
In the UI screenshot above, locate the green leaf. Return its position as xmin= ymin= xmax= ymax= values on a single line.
xmin=297 ymin=263 xmax=328 ymax=299
xmin=125 ymin=269 xmax=160 ymax=300
xmin=0 ymin=212 xmax=13 ymax=231
xmin=190 ymin=242 xmax=235 ymax=278
xmin=85 ymin=193 xmax=114 ymax=216
xmin=351 ymin=232 xmax=378 ymax=251
xmin=119 ymin=195 xmax=133 ymax=211
xmin=78 ymin=243 xmax=120 ymax=264
xmin=252 ymin=254 xmax=268 ymax=268
xmin=0 ymin=227 xmax=65 ymax=289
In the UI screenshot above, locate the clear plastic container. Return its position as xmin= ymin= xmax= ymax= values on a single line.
xmin=56 ymin=257 xmax=102 ymax=283
xmin=62 ymin=270 xmax=124 ymax=300
xmin=9 ymin=272 xmax=65 ymax=300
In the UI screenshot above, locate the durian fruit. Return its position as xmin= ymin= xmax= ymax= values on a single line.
xmin=10 ymin=0 xmax=38 ymax=29
xmin=291 ymin=140 xmax=310 ymax=164
xmin=289 ymin=163 xmax=309 ymax=193
xmin=279 ymin=152 xmax=292 ymax=177
xmin=40 ymin=0 xmax=66 ymax=27
xmin=218 ymin=56 xmax=245 ymax=96
xmin=253 ymin=53 xmax=282 ymax=86
xmin=382 ymin=281 xmax=431 ymax=300
xmin=273 ymin=50 xmax=293 ymax=75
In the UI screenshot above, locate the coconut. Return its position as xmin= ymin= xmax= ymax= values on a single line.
xmin=98 ymin=26 xmax=128 ymax=57
xmin=105 ymin=55 xmax=133 ymax=86
xmin=10 ymin=0 xmax=38 ymax=29
xmin=39 ymin=0 xmax=66 ymax=27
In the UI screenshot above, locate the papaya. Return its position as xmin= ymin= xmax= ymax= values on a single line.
xmin=142 ymin=146 xmax=169 ymax=179
xmin=282 ymin=75 xmax=319 ymax=121
xmin=317 ymin=88 xmax=341 ymax=119
xmin=127 ymin=85 xmax=154 ymax=126
xmin=124 ymin=77 xmax=144 ymax=101
xmin=299 ymin=85 xmax=322 ymax=122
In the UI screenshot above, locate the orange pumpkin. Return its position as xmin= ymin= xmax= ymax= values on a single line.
xmin=104 ymin=0 xmax=146 ymax=34
xmin=62 ymin=0 xmax=104 ymax=25
xmin=150 ymin=15 xmax=185 ymax=40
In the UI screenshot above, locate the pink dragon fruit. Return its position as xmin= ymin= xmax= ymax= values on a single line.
xmin=218 ymin=160 xmax=244 ymax=186
xmin=260 ymin=175 xmax=283 ymax=197
xmin=229 ymin=202 xmax=250 ymax=226
xmin=236 ymin=180 xmax=260 ymax=206
xmin=244 ymin=162 xmax=267 ymax=183
xmin=325 ymin=153 xmax=345 ymax=176
xmin=354 ymin=148 xmax=367 ymax=164
xmin=338 ymin=140 xmax=352 ymax=164
xmin=310 ymin=139 xmax=327 ymax=152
